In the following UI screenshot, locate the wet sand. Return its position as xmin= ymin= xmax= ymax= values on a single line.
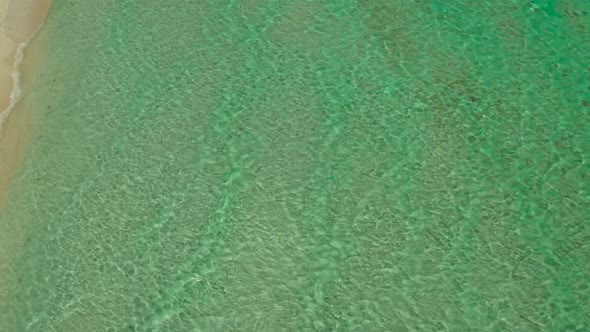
xmin=0 ymin=0 xmax=51 ymax=205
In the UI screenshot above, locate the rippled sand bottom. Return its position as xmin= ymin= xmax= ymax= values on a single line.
xmin=1 ymin=1 xmax=589 ymax=331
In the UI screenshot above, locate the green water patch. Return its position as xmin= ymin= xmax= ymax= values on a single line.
xmin=1 ymin=0 xmax=589 ymax=331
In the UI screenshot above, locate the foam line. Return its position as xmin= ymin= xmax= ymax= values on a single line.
xmin=0 ymin=23 xmax=44 ymax=132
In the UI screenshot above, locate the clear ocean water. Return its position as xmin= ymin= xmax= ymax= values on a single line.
xmin=1 ymin=0 xmax=589 ymax=331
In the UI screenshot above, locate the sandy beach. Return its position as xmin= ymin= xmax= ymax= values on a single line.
xmin=0 ymin=0 xmax=51 ymax=205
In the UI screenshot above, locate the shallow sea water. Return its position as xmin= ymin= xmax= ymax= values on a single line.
xmin=1 ymin=0 xmax=589 ymax=331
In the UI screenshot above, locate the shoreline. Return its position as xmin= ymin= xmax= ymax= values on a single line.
xmin=0 ymin=0 xmax=51 ymax=205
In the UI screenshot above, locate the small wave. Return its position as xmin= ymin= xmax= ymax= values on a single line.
xmin=5 ymin=42 xmax=27 ymax=114
xmin=0 ymin=24 xmax=45 ymax=134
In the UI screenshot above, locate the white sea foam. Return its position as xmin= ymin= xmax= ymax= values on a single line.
xmin=0 ymin=23 xmax=45 ymax=134
xmin=5 ymin=42 xmax=26 ymax=113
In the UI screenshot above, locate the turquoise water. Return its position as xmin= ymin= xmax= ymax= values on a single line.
xmin=1 ymin=0 xmax=589 ymax=330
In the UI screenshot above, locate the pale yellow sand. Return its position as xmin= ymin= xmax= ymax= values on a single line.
xmin=0 ymin=0 xmax=51 ymax=205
